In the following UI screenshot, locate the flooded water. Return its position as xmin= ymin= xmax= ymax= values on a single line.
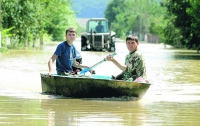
xmin=0 ymin=38 xmax=200 ymax=126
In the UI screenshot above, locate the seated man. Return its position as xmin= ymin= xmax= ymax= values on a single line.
xmin=106 ymin=35 xmax=146 ymax=81
xmin=95 ymin=22 xmax=104 ymax=33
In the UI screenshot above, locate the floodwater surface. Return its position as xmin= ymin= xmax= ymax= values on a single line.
xmin=0 ymin=39 xmax=200 ymax=126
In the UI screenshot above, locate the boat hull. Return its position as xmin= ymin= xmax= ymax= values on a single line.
xmin=40 ymin=73 xmax=151 ymax=99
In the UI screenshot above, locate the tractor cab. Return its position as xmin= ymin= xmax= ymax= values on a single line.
xmin=87 ymin=20 xmax=109 ymax=33
xmin=81 ymin=18 xmax=116 ymax=52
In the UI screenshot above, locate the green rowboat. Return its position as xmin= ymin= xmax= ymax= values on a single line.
xmin=40 ymin=73 xmax=151 ymax=100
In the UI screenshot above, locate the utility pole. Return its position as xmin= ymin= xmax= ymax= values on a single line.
xmin=139 ymin=0 xmax=142 ymax=40
xmin=145 ymin=0 xmax=148 ymax=34
xmin=145 ymin=0 xmax=149 ymax=43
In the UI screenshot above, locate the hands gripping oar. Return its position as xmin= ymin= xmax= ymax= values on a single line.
xmin=80 ymin=53 xmax=117 ymax=74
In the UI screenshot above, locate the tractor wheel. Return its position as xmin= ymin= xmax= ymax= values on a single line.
xmin=109 ymin=41 xmax=115 ymax=52
xmin=81 ymin=36 xmax=87 ymax=51
xmin=110 ymin=47 xmax=115 ymax=52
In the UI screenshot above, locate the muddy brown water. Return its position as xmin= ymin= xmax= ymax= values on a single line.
xmin=0 ymin=39 xmax=200 ymax=126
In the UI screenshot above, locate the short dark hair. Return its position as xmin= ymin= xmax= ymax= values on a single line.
xmin=126 ymin=35 xmax=138 ymax=42
xmin=65 ymin=27 xmax=76 ymax=34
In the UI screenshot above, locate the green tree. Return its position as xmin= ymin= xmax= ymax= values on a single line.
xmin=1 ymin=0 xmax=78 ymax=49
xmin=105 ymin=0 xmax=132 ymax=37
xmin=105 ymin=0 xmax=166 ymax=39
xmin=44 ymin=0 xmax=77 ymax=41
xmin=2 ymin=0 xmax=38 ymax=48
xmin=163 ymin=0 xmax=200 ymax=51
xmin=105 ymin=0 xmax=124 ymax=24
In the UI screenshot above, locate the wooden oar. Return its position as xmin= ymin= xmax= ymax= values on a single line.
xmin=80 ymin=53 xmax=117 ymax=74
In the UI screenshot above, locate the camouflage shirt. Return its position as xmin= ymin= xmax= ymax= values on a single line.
xmin=123 ymin=50 xmax=146 ymax=80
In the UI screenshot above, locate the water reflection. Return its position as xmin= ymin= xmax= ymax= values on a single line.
xmin=0 ymin=96 xmax=47 ymax=125
xmin=0 ymin=95 xmax=200 ymax=126
xmin=40 ymin=99 xmax=147 ymax=126
xmin=173 ymin=51 xmax=200 ymax=60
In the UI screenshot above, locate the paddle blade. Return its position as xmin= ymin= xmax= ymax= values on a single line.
xmin=80 ymin=68 xmax=91 ymax=74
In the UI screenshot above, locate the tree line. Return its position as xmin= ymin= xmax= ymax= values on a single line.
xmin=105 ymin=0 xmax=200 ymax=51
xmin=163 ymin=0 xmax=200 ymax=51
xmin=0 ymin=0 xmax=78 ymax=49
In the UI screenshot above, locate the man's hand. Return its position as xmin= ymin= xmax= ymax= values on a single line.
xmin=106 ymin=55 xmax=114 ymax=61
xmin=48 ymin=71 xmax=53 ymax=78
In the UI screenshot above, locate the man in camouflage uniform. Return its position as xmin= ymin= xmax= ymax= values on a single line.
xmin=106 ymin=36 xmax=146 ymax=81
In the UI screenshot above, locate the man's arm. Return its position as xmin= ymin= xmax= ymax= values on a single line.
xmin=72 ymin=58 xmax=89 ymax=68
xmin=48 ymin=54 xmax=58 ymax=76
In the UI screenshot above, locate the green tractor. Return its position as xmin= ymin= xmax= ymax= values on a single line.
xmin=81 ymin=18 xmax=116 ymax=52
